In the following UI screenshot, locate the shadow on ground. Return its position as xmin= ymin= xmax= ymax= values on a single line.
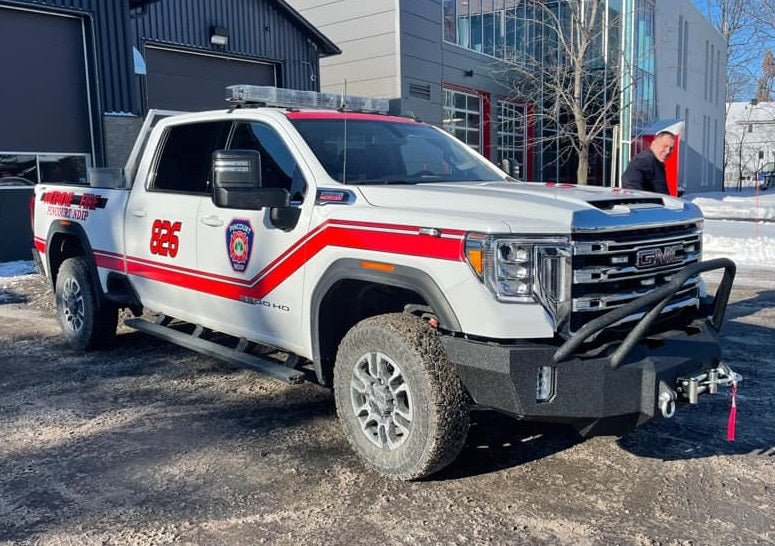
xmin=434 ymin=412 xmax=582 ymax=481
xmin=0 ymin=288 xmax=28 ymax=304
xmin=618 ymin=287 xmax=775 ymax=462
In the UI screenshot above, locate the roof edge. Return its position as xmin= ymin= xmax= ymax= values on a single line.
xmin=273 ymin=0 xmax=341 ymax=57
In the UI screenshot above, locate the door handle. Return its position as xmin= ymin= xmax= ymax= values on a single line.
xmin=200 ymin=216 xmax=224 ymax=227
xmin=130 ymin=209 xmax=147 ymax=218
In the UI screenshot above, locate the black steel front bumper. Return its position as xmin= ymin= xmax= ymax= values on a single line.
xmin=442 ymin=259 xmax=738 ymax=436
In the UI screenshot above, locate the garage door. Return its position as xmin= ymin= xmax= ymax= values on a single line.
xmin=0 ymin=6 xmax=92 ymax=155
xmin=145 ymin=46 xmax=277 ymax=111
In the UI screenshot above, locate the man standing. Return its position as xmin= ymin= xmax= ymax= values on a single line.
xmin=622 ymin=131 xmax=675 ymax=194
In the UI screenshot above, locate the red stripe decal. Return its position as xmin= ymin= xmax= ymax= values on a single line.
xmin=94 ymin=253 xmax=124 ymax=272
xmin=96 ymin=221 xmax=466 ymax=301
xmin=329 ymin=218 xmax=467 ymax=238
xmin=34 ymin=238 xmax=46 ymax=253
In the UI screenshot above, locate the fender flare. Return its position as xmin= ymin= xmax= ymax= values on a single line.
xmin=45 ymin=220 xmax=108 ymax=308
xmin=309 ymin=258 xmax=461 ymax=383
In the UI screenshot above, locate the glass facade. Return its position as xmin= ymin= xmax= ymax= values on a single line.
xmin=444 ymin=0 xmax=546 ymax=63
xmin=631 ymin=0 xmax=656 ymax=136
xmin=442 ymin=0 xmax=657 ymax=184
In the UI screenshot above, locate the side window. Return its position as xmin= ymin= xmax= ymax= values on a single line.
xmin=229 ymin=122 xmax=306 ymax=201
xmin=152 ymin=121 xmax=230 ymax=193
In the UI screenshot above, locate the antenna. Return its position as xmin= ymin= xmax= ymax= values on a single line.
xmin=342 ymin=79 xmax=348 ymax=184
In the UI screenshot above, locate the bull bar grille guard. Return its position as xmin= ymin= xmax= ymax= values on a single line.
xmin=553 ymin=258 xmax=736 ymax=369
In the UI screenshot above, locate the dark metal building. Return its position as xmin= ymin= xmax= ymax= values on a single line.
xmin=0 ymin=0 xmax=339 ymax=175
xmin=0 ymin=0 xmax=338 ymax=261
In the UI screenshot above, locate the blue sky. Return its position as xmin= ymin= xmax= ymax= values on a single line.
xmin=692 ymin=0 xmax=774 ymax=99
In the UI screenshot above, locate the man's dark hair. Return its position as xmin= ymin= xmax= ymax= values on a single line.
xmin=655 ymin=131 xmax=675 ymax=139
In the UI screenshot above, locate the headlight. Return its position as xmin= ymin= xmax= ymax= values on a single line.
xmin=465 ymin=233 xmax=572 ymax=326
xmin=491 ymin=239 xmax=537 ymax=302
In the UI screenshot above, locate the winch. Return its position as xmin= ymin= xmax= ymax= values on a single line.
xmin=677 ymin=362 xmax=742 ymax=404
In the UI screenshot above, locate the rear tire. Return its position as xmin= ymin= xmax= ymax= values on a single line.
xmin=55 ymin=257 xmax=117 ymax=351
xmin=334 ymin=313 xmax=469 ymax=480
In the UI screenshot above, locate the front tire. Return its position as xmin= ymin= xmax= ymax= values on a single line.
xmin=334 ymin=313 xmax=469 ymax=480
xmin=55 ymin=257 xmax=117 ymax=351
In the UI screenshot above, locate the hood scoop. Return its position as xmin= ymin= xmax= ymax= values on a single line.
xmin=590 ymin=197 xmax=664 ymax=210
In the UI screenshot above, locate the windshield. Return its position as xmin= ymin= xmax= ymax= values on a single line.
xmin=289 ymin=118 xmax=508 ymax=185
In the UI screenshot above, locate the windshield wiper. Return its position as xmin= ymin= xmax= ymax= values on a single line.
xmin=350 ymin=179 xmax=420 ymax=185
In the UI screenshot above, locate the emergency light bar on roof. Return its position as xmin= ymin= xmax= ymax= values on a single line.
xmin=225 ymin=85 xmax=390 ymax=114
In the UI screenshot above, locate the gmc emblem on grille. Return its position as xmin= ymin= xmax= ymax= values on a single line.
xmin=635 ymin=244 xmax=683 ymax=268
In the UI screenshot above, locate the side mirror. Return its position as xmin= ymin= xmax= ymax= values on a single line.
xmin=211 ymin=149 xmax=289 ymax=209
xmin=270 ymin=207 xmax=302 ymax=231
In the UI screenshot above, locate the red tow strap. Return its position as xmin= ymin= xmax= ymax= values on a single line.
xmin=726 ymin=384 xmax=738 ymax=442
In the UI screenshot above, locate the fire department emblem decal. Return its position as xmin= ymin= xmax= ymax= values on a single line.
xmin=226 ymin=219 xmax=254 ymax=272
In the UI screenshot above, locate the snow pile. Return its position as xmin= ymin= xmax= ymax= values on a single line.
xmin=703 ymin=222 xmax=775 ymax=268
xmin=685 ymin=190 xmax=775 ymax=270
xmin=0 ymin=260 xmax=36 ymax=304
xmin=687 ymin=189 xmax=775 ymax=221
xmin=0 ymin=260 xmax=35 ymax=279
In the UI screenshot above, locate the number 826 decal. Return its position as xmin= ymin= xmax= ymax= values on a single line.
xmin=150 ymin=219 xmax=182 ymax=257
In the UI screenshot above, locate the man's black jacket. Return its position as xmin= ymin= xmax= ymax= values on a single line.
xmin=622 ymin=149 xmax=668 ymax=194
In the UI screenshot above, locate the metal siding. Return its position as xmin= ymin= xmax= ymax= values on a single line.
xmin=7 ymin=0 xmax=327 ymax=114
xmin=131 ymin=0 xmax=320 ymax=91
xmin=3 ymin=0 xmax=134 ymax=113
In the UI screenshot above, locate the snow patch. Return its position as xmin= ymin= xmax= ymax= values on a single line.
xmin=687 ymin=189 xmax=775 ymax=221
xmin=0 ymin=260 xmax=36 ymax=279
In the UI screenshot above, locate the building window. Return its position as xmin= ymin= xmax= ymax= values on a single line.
xmin=684 ymin=108 xmax=689 ymax=140
xmin=443 ymin=0 xmax=456 ymax=43
xmin=443 ymin=0 xmax=542 ymax=63
xmin=632 ymin=0 xmax=656 ymax=134
xmin=0 ymin=153 xmax=90 ymax=186
xmin=677 ymin=15 xmax=684 ymax=87
xmin=708 ymin=44 xmax=718 ymax=102
xmin=716 ymin=49 xmax=722 ymax=104
xmin=759 ymin=150 xmax=765 ymax=160
xmin=682 ymin=107 xmax=689 ymax=188
xmin=704 ymin=41 xmax=709 ymax=101
xmin=443 ymin=88 xmax=482 ymax=150
xmin=682 ymin=20 xmax=689 ymax=89
xmin=702 ymin=115 xmax=707 ymax=186
xmin=497 ymin=100 xmax=527 ymax=178
xmin=714 ymin=118 xmax=719 ymax=172
xmin=749 ymin=124 xmax=754 ymax=133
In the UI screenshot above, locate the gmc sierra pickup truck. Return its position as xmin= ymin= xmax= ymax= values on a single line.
xmin=32 ymin=85 xmax=740 ymax=480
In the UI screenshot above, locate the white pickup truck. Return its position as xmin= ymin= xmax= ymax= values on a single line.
xmin=32 ymin=85 xmax=740 ymax=480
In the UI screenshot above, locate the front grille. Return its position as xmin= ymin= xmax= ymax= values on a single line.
xmin=570 ymin=222 xmax=702 ymax=333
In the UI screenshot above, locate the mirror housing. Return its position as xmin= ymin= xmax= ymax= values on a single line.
xmin=270 ymin=207 xmax=302 ymax=231
xmin=211 ymin=149 xmax=290 ymax=209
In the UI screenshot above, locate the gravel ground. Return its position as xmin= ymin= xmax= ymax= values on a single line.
xmin=0 ymin=271 xmax=773 ymax=545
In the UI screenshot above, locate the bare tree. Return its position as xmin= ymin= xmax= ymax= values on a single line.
xmin=497 ymin=0 xmax=625 ymax=185
xmin=702 ymin=0 xmax=761 ymax=101
xmin=755 ymin=49 xmax=775 ymax=102
xmin=751 ymin=0 xmax=775 ymax=42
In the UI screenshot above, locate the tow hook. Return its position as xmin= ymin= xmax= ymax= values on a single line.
xmin=658 ymin=382 xmax=676 ymax=418
xmin=676 ymin=363 xmax=742 ymax=405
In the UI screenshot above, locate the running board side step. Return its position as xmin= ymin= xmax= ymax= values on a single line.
xmin=125 ymin=318 xmax=306 ymax=385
